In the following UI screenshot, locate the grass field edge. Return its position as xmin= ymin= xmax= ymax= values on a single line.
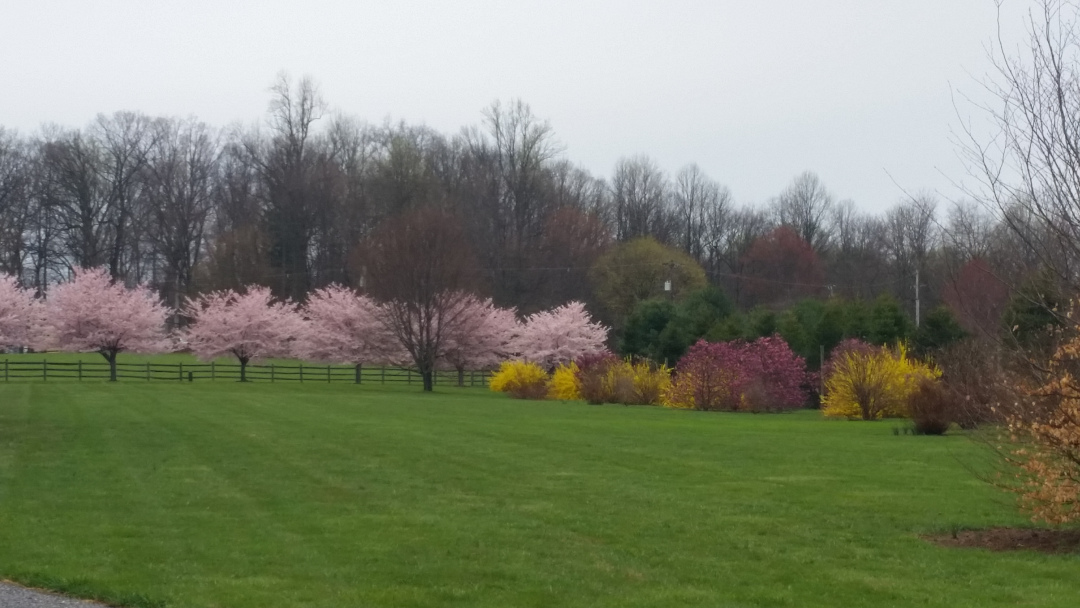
xmin=1 ymin=571 xmax=165 ymax=608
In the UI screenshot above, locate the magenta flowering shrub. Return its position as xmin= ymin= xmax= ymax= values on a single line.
xmin=574 ymin=350 xmax=619 ymax=405
xmin=665 ymin=336 xmax=809 ymax=412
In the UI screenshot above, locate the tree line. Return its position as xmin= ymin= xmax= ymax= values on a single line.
xmin=0 ymin=73 xmax=1048 ymax=327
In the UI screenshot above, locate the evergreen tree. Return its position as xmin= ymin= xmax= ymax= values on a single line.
xmin=619 ymin=299 xmax=678 ymax=362
xmin=912 ymin=305 xmax=967 ymax=355
xmin=869 ymin=294 xmax=912 ymax=346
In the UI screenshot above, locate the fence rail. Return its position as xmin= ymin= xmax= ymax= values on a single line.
xmin=0 ymin=360 xmax=491 ymax=387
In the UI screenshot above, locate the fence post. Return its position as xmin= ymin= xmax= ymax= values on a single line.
xmin=211 ymin=361 xmax=216 ymax=381
xmin=355 ymin=363 xmax=361 ymax=384
xmin=79 ymin=361 xmax=83 ymax=381
xmin=179 ymin=362 xmax=183 ymax=382
xmin=300 ymin=363 xmax=304 ymax=383
xmin=146 ymin=362 xmax=150 ymax=381
xmin=5 ymin=359 xmax=8 ymax=382
xmin=271 ymin=364 xmax=275 ymax=382
xmin=407 ymin=368 xmax=411 ymax=385
xmin=381 ymin=367 xmax=385 ymax=384
xmin=327 ymin=365 xmax=331 ymax=383
xmin=43 ymin=359 xmax=47 ymax=382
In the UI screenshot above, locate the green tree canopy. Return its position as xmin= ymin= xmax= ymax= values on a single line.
xmin=590 ymin=237 xmax=707 ymax=328
xmin=869 ymin=294 xmax=912 ymax=346
xmin=620 ymin=299 xmax=680 ymax=363
xmin=913 ymin=305 xmax=967 ymax=356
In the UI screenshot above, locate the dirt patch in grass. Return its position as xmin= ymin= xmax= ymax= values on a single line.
xmin=926 ymin=527 xmax=1080 ymax=554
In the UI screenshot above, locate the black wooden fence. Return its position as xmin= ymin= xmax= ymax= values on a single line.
xmin=0 ymin=360 xmax=491 ymax=386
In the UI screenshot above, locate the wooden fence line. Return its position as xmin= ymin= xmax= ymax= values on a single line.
xmin=0 ymin=360 xmax=491 ymax=387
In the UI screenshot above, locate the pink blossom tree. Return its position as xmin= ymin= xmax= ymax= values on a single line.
xmin=516 ymin=301 xmax=609 ymax=370
xmin=296 ymin=284 xmax=403 ymax=381
xmin=45 ymin=267 xmax=171 ymax=381
xmin=440 ymin=297 xmax=521 ymax=386
xmin=183 ymin=286 xmax=304 ymax=381
xmin=0 ymin=274 xmax=38 ymax=349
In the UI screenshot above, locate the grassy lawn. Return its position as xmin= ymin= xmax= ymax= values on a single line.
xmin=0 ymin=381 xmax=1076 ymax=607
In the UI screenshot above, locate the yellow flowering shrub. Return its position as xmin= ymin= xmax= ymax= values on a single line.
xmin=661 ymin=370 xmax=696 ymax=409
xmin=822 ymin=344 xmax=940 ymax=420
xmin=489 ymin=360 xmax=549 ymax=400
xmin=623 ymin=359 xmax=672 ymax=405
xmin=492 ymin=356 xmax=670 ymax=405
xmin=601 ymin=358 xmax=671 ymax=405
xmin=548 ymin=362 xmax=582 ymax=400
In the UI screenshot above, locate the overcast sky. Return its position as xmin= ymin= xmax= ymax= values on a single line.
xmin=0 ymin=0 xmax=1035 ymax=213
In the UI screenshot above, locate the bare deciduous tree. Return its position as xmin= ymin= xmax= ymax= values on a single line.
xmin=0 ymin=129 xmax=32 ymax=277
xmin=960 ymin=0 xmax=1080 ymax=293
xmin=142 ymin=117 xmax=217 ymax=308
xmin=94 ymin=111 xmax=155 ymax=279
xmin=611 ymin=155 xmax=672 ymax=243
xmin=772 ymin=171 xmax=834 ymax=252
xmin=673 ymin=163 xmax=729 ymax=262
xmin=248 ymin=73 xmax=327 ymax=300
xmin=362 ymin=207 xmax=480 ymax=391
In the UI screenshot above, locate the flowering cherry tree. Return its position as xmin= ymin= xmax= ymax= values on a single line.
xmin=46 ymin=267 xmax=171 ymax=381
xmin=183 ymin=286 xmax=304 ymax=381
xmin=0 ymin=274 xmax=38 ymax=348
xmin=516 ymin=301 xmax=608 ymax=369
xmin=441 ymin=297 xmax=520 ymax=385
xmin=296 ymin=284 xmax=403 ymax=378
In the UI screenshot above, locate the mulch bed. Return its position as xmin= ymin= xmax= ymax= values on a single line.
xmin=925 ymin=527 xmax=1080 ymax=554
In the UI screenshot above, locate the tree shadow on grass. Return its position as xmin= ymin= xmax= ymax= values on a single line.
xmin=925 ymin=528 xmax=1080 ymax=554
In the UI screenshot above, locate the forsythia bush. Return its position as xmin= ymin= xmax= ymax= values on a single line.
xmin=490 ymin=353 xmax=670 ymax=405
xmin=489 ymin=360 xmax=549 ymax=399
xmin=548 ymin=362 xmax=582 ymax=400
xmin=571 ymin=352 xmax=670 ymax=405
xmin=663 ymin=337 xmax=809 ymax=412
xmin=608 ymin=358 xmax=672 ymax=405
xmin=821 ymin=343 xmax=940 ymax=420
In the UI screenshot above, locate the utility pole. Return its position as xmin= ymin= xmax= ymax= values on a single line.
xmin=914 ymin=268 xmax=921 ymax=328
xmin=819 ymin=344 xmax=825 ymax=399
xmin=172 ymin=275 xmax=180 ymax=329
xmin=663 ymin=261 xmax=677 ymax=302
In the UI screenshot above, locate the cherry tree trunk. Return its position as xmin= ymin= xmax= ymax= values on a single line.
xmin=101 ymin=350 xmax=118 ymax=382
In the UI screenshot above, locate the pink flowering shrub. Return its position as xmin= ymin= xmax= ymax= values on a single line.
xmin=664 ymin=336 xmax=809 ymax=412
